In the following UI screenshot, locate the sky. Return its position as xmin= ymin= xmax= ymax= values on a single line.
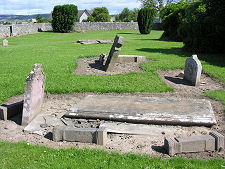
xmin=0 ymin=0 xmax=142 ymax=15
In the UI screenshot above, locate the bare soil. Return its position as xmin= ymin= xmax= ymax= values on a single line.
xmin=0 ymin=65 xmax=225 ymax=159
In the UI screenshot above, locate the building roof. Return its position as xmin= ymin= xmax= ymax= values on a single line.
xmin=78 ymin=9 xmax=93 ymax=19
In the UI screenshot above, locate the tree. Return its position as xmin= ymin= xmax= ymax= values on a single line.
xmin=139 ymin=0 xmax=178 ymax=13
xmin=36 ymin=14 xmax=51 ymax=23
xmin=88 ymin=7 xmax=111 ymax=22
xmin=115 ymin=8 xmax=139 ymax=22
xmin=52 ymin=4 xmax=78 ymax=33
xmin=137 ymin=7 xmax=157 ymax=34
xmin=36 ymin=14 xmax=42 ymax=23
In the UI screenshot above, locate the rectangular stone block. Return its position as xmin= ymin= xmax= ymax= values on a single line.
xmin=0 ymin=101 xmax=23 ymax=120
xmin=210 ymin=131 xmax=225 ymax=151
xmin=22 ymin=64 xmax=45 ymax=126
xmin=52 ymin=126 xmax=107 ymax=145
xmin=176 ymin=135 xmax=215 ymax=153
xmin=164 ymin=134 xmax=220 ymax=156
xmin=117 ymin=55 xmax=146 ymax=63
xmin=2 ymin=39 xmax=8 ymax=46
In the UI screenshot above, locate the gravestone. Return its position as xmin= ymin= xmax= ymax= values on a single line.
xmin=104 ymin=35 xmax=124 ymax=71
xmin=184 ymin=54 xmax=202 ymax=86
xmin=2 ymin=39 xmax=8 ymax=46
xmin=10 ymin=24 xmax=16 ymax=37
xmin=22 ymin=64 xmax=45 ymax=126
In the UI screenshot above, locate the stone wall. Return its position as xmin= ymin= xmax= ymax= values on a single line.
xmin=0 ymin=23 xmax=52 ymax=38
xmin=0 ymin=25 xmax=11 ymax=38
xmin=74 ymin=22 xmax=138 ymax=31
xmin=0 ymin=22 xmax=162 ymax=39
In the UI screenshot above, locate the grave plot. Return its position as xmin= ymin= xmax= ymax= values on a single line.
xmin=73 ymin=35 xmax=148 ymax=75
xmin=66 ymin=95 xmax=217 ymax=126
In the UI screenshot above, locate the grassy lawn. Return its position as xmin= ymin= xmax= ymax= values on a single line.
xmin=0 ymin=141 xmax=225 ymax=169
xmin=0 ymin=30 xmax=224 ymax=105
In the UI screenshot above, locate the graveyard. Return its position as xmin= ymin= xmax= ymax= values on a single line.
xmin=0 ymin=30 xmax=225 ymax=167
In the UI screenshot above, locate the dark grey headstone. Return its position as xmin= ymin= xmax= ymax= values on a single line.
xmin=104 ymin=35 xmax=124 ymax=71
xmin=184 ymin=55 xmax=202 ymax=86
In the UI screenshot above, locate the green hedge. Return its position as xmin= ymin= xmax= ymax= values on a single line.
xmin=52 ymin=4 xmax=78 ymax=33
xmin=137 ymin=8 xmax=157 ymax=34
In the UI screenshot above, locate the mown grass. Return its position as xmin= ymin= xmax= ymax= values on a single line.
xmin=0 ymin=141 xmax=225 ymax=169
xmin=0 ymin=30 xmax=224 ymax=105
xmin=204 ymin=90 xmax=225 ymax=112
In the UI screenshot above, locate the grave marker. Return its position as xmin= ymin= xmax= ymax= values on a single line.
xmin=184 ymin=54 xmax=202 ymax=86
xmin=2 ymin=39 xmax=8 ymax=46
xmin=104 ymin=35 xmax=124 ymax=71
xmin=22 ymin=64 xmax=45 ymax=126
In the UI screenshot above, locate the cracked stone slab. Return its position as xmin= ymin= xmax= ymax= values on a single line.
xmin=66 ymin=95 xmax=216 ymax=126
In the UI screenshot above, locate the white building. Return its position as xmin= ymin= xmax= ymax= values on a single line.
xmin=78 ymin=9 xmax=93 ymax=22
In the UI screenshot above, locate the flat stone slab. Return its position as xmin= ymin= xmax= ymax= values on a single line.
xmin=66 ymin=95 xmax=216 ymax=126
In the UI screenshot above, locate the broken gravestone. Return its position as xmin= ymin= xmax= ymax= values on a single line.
xmin=2 ymin=39 xmax=8 ymax=46
xmin=22 ymin=64 xmax=45 ymax=126
xmin=184 ymin=54 xmax=202 ymax=86
xmin=104 ymin=35 xmax=124 ymax=71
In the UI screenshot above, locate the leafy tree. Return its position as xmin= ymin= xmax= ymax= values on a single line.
xmin=36 ymin=14 xmax=51 ymax=23
xmin=115 ymin=8 xmax=139 ymax=22
xmin=52 ymin=4 xmax=78 ymax=33
xmin=89 ymin=7 xmax=111 ymax=22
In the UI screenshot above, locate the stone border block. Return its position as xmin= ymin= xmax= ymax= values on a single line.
xmin=0 ymin=101 xmax=23 ymax=120
xmin=210 ymin=131 xmax=225 ymax=151
xmin=164 ymin=132 xmax=224 ymax=156
xmin=52 ymin=126 xmax=107 ymax=146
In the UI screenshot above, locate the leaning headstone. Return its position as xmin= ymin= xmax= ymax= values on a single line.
xmin=2 ymin=39 xmax=8 ymax=46
xmin=22 ymin=64 xmax=45 ymax=126
xmin=184 ymin=54 xmax=202 ymax=86
xmin=104 ymin=35 xmax=124 ymax=71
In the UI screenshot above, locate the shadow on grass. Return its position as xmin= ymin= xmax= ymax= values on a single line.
xmin=117 ymin=32 xmax=139 ymax=35
xmin=136 ymin=47 xmax=225 ymax=67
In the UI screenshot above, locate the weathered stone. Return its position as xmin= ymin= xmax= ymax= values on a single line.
xmin=97 ymin=40 xmax=114 ymax=44
xmin=104 ymin=35 xmax=124 ymax=71
xmin=22 ymin=64 xmax=45 ymax=126
xmin=2 ymin=39 xmax=8 ymax=46
xmin=210 ymin=131 xmax=225 ymax=151
xmin=52 ymin=126 xmax=107 ymax=145
xmin=66 ymin=95 xmax=216 ymax=126
xmin=184 ymin=55 xmax=202 ymax=86
xmin=117 ymin=55 xmax=146 ymax=63
xmin=0 ymin=101 xmax=23 ymax=120
xmin=164 ymin=132 xmax=224 ymax=156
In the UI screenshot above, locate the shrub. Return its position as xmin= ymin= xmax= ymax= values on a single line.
xmin=160 ymin=1 xmax=188 ymax=41
xmin=137 ymin=8 xmax=157 ymax=34
xmin=52 ymin=4 xmax=78 ymax=33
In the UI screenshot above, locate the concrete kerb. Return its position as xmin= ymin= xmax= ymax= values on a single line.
xmin=52 ymin=126 xmax=107 ymax=146
xmin=164 ymin=131 xmax=225 ymax=156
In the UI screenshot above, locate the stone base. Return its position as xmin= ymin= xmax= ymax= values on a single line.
xmin=0 ymin=101 xmax=23 ymax=120
xmin=52 ymin=126 xmax=107 ymax=146
xmin=117 ymin=55 xmax=146 ymax=63
xmin=164 ymin=131 xmax=224 ymax=156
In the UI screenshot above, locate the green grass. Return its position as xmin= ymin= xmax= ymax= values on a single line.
xmin=204 ymin=90 xmax=225 ymax=106
xmin=0 ymin=30 xmax=224 ymax=105
xmin=0 ymin=141 xmax=225 ymax=169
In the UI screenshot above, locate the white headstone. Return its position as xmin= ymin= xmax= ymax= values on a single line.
xmin=22 ymin=64 xmax=45 ymax=126
xmin=2 ymin=39 xmax=8 ymax=46
xmin=184 ymin=54 xmax=202 ymax=86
